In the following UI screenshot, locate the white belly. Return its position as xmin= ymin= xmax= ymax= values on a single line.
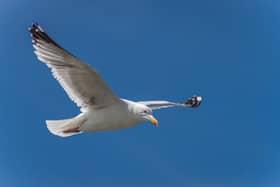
xmin=79 ymin=104 xmax=142 ymax=132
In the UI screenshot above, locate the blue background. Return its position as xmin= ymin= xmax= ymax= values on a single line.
xmin=0 ymin=0 xmax=277 ymax=186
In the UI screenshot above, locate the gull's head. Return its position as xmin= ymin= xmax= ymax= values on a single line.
xmin=133 ymin=104 xmax=158 ymax=126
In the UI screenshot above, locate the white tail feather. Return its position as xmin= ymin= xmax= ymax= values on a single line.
xmin=46 ymin=114 xmax=86 ymax=137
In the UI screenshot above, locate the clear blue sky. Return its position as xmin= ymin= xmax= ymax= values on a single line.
xmin=0 ymin=0 xmax=277 ymax=186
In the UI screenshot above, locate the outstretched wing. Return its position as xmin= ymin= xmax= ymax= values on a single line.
xmin=29 ymin=23 xmax=119 ymax=111
xmin=138 ymin=96 xmax=202 ymax=110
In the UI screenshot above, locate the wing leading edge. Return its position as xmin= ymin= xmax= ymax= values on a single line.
xmin=138 ymin=96 xmax=202 ymax=110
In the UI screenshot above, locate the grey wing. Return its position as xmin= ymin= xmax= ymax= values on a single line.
xmin=138 ymin=96 xmax=202 ymax=110
xmin=29 ymin=23 xmax=119 ymax=111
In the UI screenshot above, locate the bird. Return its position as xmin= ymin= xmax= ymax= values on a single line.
xmin=29 ymin=23 xmax=202 ymax=137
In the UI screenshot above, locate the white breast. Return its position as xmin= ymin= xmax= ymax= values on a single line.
xmin=79 ymin=101 xmax=142 ymax=132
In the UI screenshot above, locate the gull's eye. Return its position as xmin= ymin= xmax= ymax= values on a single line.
xmin=143 ymin=110 xmax=148 ymax=114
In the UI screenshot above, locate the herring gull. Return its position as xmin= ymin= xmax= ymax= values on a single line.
xmin=29 ymin=23 xmax=202 ymax=137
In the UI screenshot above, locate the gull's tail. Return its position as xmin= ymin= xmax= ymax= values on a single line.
xmin=46 ymin=114 xmax=86 ymax=137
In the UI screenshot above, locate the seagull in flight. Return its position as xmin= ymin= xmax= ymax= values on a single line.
xmin=29 ymin=23 xmax=202 ymax=137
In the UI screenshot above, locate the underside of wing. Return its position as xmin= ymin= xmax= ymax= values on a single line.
xmin=138 ymin=96 xmax=202 ymax=110
xmin=29 ymin=23 xmax=119 ymax=110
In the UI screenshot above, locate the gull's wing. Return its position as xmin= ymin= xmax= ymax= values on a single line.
xmin=138 ymin=96 xmax=202 ymax=110
xmin=29 ymin=23 xmax=119 ymax=111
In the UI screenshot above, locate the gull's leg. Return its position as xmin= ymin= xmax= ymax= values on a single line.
xmin=63 ymin=127 xmax=80 ymax=133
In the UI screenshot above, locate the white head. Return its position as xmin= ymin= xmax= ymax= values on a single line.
xmin=129 ymin=102 xmax=158 ymax=126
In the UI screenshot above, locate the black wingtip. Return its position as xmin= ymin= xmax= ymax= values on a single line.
xmin=28 ymin=22 xmax=63 ymax=49
xmin=185 ymin=95 xmax=202 ymax=108
xmin=29 ymin=22 xmax=43 ymax=34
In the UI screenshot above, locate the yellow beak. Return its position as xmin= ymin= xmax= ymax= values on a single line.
xmin=149 ymin=115 xmax=158 ymax=126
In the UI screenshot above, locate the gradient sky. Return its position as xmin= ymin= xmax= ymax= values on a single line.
xmin=0 ymin=0 xmax=277 ymax=186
